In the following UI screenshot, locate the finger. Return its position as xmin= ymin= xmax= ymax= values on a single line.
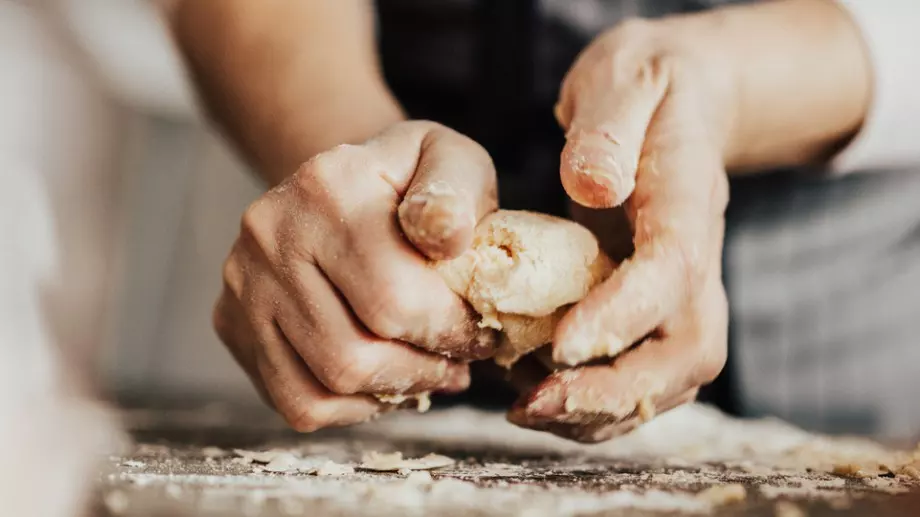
xmin=395 ymin=126 xmax=498 ymax=260
xmin=276 ymin=261 xmax=472 ymax=396
xmin=253 ymin=317 xmax=385 ymax=432
xmin=520 ymin=328 xmax=724 ymax=427
xmin=551 ymin=238 xmax=687 ymax=366
xmin=510 ymin=387 xmax=699 ymax=443
xmin=558 ymin=52 xmax=668 ymax=208
xmin=314 ymin=193 xmax=497 ymax=360
xmin=552 ymin=101 xmax=726 ymax=366
xmin=213 ymin=286 xmax=276 ymax=407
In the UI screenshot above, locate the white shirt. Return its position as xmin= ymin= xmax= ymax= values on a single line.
xmin=834 ymin=0 xmax=920 ymax=172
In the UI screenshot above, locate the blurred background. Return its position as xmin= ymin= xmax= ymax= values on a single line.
xmin=1 ymin=0 xmax=262 ymax=407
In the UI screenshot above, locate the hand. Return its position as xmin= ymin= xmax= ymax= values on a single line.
xmin=508 ymin=19 xmax=732 ymax=442
xmin=215 ymin=121 xmax=498 ymax=431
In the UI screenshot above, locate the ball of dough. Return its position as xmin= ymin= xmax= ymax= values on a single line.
xmin=435 ymin=210 xmax=613 ymax=367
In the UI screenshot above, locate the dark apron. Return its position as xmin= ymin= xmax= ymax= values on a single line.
xmin=375 ymin=0 xmax=920 ymax=437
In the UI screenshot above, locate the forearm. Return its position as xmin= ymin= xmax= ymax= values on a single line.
xmin=670 ymin=0 xmax=872 ymax=173
xmin=171 ymin=0 xmax=404 ymax=186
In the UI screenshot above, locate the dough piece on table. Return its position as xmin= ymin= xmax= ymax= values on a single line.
xmin=359 ymin=452 xmax=455 ymax=472
xmin=436 ymin=210 xmax=613 ymax=367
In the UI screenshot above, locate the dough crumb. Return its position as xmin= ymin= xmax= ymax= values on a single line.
xmin=695 ymin=483 xmax=746 ymax=505
xmin=374 ymin=392 xmax=432 ymax=413
xmin=898 ymin=465 xmax=920 ymax=480
xmin=315 ymin=460 xmax=355 ymax=477
xmin=637 ymin=396 xmax=656 ymax=423
xmin=360 ymin=451 xmax=455 ymax=472
xmin=832 ymin=463 xmax=871 ymax=478
xmin=263 ymin=453 xmax=302 ymax=473
xmin=233 ymin=449 xmax=291 ymax=464
xmin=774 ymin=500 xmax=807 ymax=517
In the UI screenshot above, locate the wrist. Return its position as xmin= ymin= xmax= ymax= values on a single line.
xmin=262 ymin=79 xmax=404 ymax=186
xmin=662 ymin=0 xmax=871 ymax=173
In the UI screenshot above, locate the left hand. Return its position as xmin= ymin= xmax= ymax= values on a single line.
xmin=508 ymin=18 xmax=734 ymax=442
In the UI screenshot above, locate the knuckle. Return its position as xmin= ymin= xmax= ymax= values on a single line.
xmin=291 ymin=152 xmax=359 ymax=223
xmin=240 ymin=201 xmax=267 ymax=238
xmin=291 ymin=157 xmax=340 ymax=206
xmin=239 ymin=200 xmax=278 ymax=257
xmin=295 ymin=144 xmax=360 ymax=190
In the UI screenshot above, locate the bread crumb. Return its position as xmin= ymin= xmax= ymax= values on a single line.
xmin=696 ymin=483 xmax=746 ymax=505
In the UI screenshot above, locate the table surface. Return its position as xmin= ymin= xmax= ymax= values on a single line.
xmin=92 ymin=403 xmax=920 ymax=517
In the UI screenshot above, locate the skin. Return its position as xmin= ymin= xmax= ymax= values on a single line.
xmin=170 ymin=0 xmax=871 ymax=439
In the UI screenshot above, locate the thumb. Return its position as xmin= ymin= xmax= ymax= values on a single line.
xmin=557 ymin=57 xmax=668 ymax=208
xmin=391 ymin=123 xmax=498 ymax=260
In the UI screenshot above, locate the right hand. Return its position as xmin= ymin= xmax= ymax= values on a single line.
xmin=214 ymin=121 xmax=499 ymax=431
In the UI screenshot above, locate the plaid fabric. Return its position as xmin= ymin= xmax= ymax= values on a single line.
xmin=727 ymin=170 xmax=920 ymax=438
xmin=377 ymin=0 xmax=920 ymax=438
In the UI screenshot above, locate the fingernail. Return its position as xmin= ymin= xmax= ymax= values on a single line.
xmin=399 ymin=183 xmax=469 ymax=256
xmin=523 ymin=384 xmax=566 ymax=419
xmin=561 ymin=130 xmax=636 ymax=208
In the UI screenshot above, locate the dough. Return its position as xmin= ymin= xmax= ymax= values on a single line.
xmin=374 ymin=393 xmax=432 ymax=412
xmin=359 ymin=452 xmax=455 ymax=472
xmin=436 ymin=210 xmax=613 ymax=367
